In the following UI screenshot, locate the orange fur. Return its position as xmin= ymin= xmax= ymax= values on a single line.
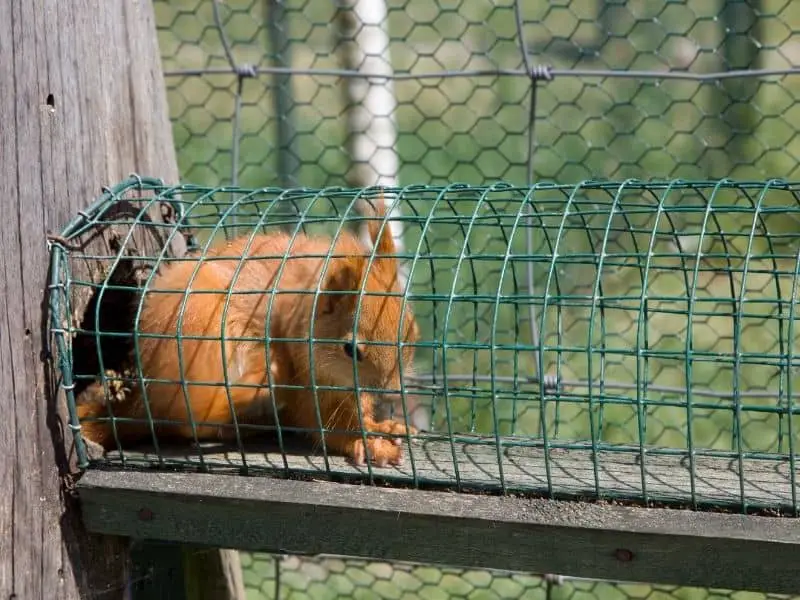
xmin=77 ymin=193 xmax=419 ymax=467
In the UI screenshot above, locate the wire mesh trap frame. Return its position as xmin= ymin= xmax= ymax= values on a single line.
xmin=49 ymin=175 xmax=800 ymax=514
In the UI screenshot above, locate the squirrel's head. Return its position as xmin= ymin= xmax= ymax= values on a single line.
xmin=308 ymin=191 xmax=418 ymax=402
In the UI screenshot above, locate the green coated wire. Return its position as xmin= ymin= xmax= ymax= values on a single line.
xmin=478 ymin=187 xmax=524 ymax=435
xmin=439 ymin=182 xmax=499 ymax=490
xmin=385 ymin=192 xmax=418 ymax=472
xmin=93 ymin=185 xmax=172 ymax=463
xmin=786 ymin=249 xmax=799 ymax=515
xmin=258 ymin=188 xmax=317 ymax=475
xmin=264 ymin=189 xmax=339 ymax=471
xmin=425 ymin=185 xmax=481 ymax=434
xmin=488 ymin=183 xmax=540 ymax=481
xmin=306 ymin=188 xmax=365 ymax=474
xmin=570 ymin=181 xmax=608 ymax=496
xmin=732 ymin=180 xmax=774 ymax=512
xmin=46 ymin=178 xmax=800 ymax=511
xmin=214 ymin=187 xmax=285 ymax=469
xmin=590 ymin=186 xmax=615 ymax=445
xmin=535 ymin=182 xmax=579 ymax=495
xmin=351 ymin=189 xmax=418 ymax=475
xmin=741 ymin=183 xmax=787 ymax=458
xmin=473 ymin=183 xmax=513 ymax=492
xmin=348 ymin=188 xmax=387 ymax=481
xmin=48 ymin=243 xmax=89 ymax=467
xmin=141 ymin=185 xmax=228 ymax=470
xmin=635 ymin=180 xmax=691 ymax=504
xmin=610 ymin=180 xmax=651 ymax=498
xmin=51 ymin=176 xmax=178 ymax=468
xmin=394 ymin=186 xmax=436 ymax=482
xmin=520 ymin=186 xmax=559 ymax=440
xmin=651 ymin=180 xmax=700 ymax=507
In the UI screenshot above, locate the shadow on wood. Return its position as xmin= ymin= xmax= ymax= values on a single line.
xmin=96 ymin=434 xmax=800 ymax=513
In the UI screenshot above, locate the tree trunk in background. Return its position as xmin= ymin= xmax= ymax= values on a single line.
xmin=0 ymin=1 xmax=243 ymax=598
xmin=336 ymin=0 xmax=405 ymax=270
xmin=336 ymin=0 xmax=431 ymax=432
xmin=267 ymin=0 xmax=298 ymax=189
xmin=721 ymin=0 xmax=763 ymax=178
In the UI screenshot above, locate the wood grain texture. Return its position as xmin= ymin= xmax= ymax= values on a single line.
xmin=100 ymin=436 xmax=800 ymax=511
xmin=78 ymin=469 xmax=800 ymax=595
xmin=0 ymin=1 xmax=240 ymax=598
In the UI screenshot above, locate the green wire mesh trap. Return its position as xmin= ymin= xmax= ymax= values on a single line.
xmin=48 ymin=176 xmax=800 ymax=513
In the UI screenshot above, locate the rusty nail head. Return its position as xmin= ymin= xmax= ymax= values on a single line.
xmin=138 ymin=508 xmax=154 ymax=521
xmin=614 ymin=548 xmax=634 ymax=562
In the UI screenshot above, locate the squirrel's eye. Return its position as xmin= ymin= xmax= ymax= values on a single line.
xmin=343 ymin=340 xmax=364 ymax=362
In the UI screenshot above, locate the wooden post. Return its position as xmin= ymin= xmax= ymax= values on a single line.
xmin=0 ymin=1 xmax=244 ymax=598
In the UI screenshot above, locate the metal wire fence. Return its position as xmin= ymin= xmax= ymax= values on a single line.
xmin=153 ymin=0 xmax=800 ymax=189
xmin=143 ymin=0 xmax=800 ymax=598
xmin=242 ymin=554 xmax=800 ymax=600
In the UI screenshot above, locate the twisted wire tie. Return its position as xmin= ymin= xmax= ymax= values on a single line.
xmin=529 ymin=64 xmax=554 ymax=82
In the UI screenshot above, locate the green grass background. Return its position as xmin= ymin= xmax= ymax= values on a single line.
xmin=152 ymin=0 xmax=800 ymax=597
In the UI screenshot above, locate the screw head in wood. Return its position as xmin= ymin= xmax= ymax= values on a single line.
xmin=614 ymin=548 xmax=634 ymax=562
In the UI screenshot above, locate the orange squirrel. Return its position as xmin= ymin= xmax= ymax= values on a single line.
xmin=76 ymin=196 xmax=419 ymax=467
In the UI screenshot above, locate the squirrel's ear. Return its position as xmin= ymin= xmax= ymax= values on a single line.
xmin=365 ymin=189 xmax=397 ymax=272
xmin=318 ymin=257 xmax=364 ymax=315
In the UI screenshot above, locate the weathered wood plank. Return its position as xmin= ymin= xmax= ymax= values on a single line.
xmin=0 ymin=0 xmax=242 ymax=598
xmin=100 ymin=436 xmax=800 ymax=511
xmin=78 ymin=469 xmax=800 ymax=595
xmin=37 ymin=1 xmax=70 ymax=594
xmin=10 ymin=2 xmax=49 ymax=598
xmin=0 ymin=0 xmax=17 ymax=594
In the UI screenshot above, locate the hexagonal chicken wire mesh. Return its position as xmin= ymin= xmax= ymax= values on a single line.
xmin=142 ymin=0 xmax=800 ymax=597
xmin=154 ymin=0 xmax=800 ymax=191
xmin=238 ymin=554 xmax=800 ymax=600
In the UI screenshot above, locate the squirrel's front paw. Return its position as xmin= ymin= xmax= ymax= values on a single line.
xmin=104 ymin=368 xmax=134 ymax=403
xmin=76 ymin=368 xmax=134 ymax=408
xmin=349 ymin=420 xmax=416 ymax=468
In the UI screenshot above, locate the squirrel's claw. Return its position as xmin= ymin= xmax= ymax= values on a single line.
xmin=349 ymin=420 xmax=416 ymax=468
